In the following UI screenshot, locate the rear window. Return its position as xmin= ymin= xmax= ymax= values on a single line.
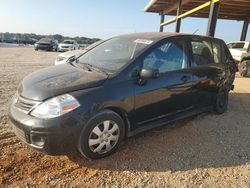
xmin=222 ymin=43 xmax=235 ymax=64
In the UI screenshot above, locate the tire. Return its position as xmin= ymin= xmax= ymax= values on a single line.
xmin=239 ymin=60 xmax=250 ymax=77
xmin=78 ymin=110 xmax=125 ymax=159
xmin=35 ymin=48 xmax=38 ymax=51
xmin=214 ymin=87 xmax=229 ymax=114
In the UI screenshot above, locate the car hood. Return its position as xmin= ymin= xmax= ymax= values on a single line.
xmin=18 ymin=64 xmax=108 ymax=101
xmin=36 ymin=42 xmax=51 ymax=45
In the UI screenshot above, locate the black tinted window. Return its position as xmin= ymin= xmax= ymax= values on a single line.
xmin=191 ymin=40 xmax=213 ymax=66
xmin=39 ymin=38 xmax=52 ymax=43
xmin=222 ymin=43 xmax=234 ymax=64
xmin=143 ymin=40 xmax=188 ymax=73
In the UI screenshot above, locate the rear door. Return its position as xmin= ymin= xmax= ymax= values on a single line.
xmin=188 ymin=37 xmax=228 ymax=108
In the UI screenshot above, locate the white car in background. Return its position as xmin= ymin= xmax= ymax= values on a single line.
xmin=55 ymin=40 xmax=103 ymax=65
xmin=227 ymin=41 xmax=250 ymax=62
xmin=58 ymin=40 xmax=80 ymax=52
xmin=55 ymin=50 xmax=84 ymax=65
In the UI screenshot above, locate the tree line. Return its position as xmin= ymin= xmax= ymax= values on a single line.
xmin=0 ymin=32 xmax=100 ymax=45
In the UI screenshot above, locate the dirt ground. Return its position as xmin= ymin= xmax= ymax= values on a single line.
xmin=0 ymin=47 xmax=249 ymax=187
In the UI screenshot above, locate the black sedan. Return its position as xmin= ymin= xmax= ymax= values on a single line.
xmin=9 ymin=32 xmax=237 ymax=159
xmin=34 ymin=38 xmax=58 ymax=51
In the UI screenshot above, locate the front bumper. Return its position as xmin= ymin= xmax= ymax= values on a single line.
xmin=35 ymin=45 xmax=52 ymax=51
xmin=58 ymin=48 xmax=70 ymax=52
xmin=9 ymin=102 xmax=83 ymax=155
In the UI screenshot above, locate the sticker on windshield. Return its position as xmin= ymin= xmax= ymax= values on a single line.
xmin=134 ymin=39 xmax=153 ymax=45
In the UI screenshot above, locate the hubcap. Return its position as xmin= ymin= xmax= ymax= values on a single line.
xmin=88 ymin=120 xmax=120 ymax=154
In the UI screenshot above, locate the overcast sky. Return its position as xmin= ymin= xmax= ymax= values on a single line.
xmin=0 ymin=0 xmax=249 ymax=42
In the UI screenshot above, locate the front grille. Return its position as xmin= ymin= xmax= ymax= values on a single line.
xmin=14 ymin=95 xmax=40 ymax=113
xmin=62 ymin=46 xmax=69 ymax=48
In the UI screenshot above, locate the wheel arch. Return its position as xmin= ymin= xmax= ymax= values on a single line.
xmin=104 ymin=106 xmax=132 ymax=137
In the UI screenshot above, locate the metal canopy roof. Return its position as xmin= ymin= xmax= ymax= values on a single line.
xmin=144 ymin=0 xmax=250 ymax=21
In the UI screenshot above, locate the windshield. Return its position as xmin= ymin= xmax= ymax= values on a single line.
xmin=39 ymin=38 xmax=52 ymax=43
xmin=78 ymin=37 xmax=151 ymax=73
xmin=85 ymin=40 xmax=103 ymax=51
xmin=62 ymin=40 xmax=74 ymax=44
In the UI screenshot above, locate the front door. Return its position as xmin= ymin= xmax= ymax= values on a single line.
xmin=134 ymin=38 xmax=194 ymax=125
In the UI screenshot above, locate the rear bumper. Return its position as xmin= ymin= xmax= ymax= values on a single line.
xmin=9 ymin=102 xmax=83 ymax=154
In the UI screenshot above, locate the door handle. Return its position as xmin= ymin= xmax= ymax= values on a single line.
xmin=181 ymin=75 xmax=191 ymax=82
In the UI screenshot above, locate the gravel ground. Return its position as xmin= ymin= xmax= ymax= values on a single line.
xmin=0 ymin=48 xmax=249 ymax=187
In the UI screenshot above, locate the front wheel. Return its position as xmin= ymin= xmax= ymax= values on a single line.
xmin=214 ymin=87 xmax=229 ymax=114
xmin=78 ymin=110 xmax=125 ymax=159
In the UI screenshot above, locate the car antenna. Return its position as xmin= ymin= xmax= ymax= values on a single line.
xmin=193 ymin=29 xmax=199 ymax=34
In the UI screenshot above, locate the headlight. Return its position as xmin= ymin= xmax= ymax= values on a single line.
xmin=31 ymin=94 xmax=80 ymax=119
xmin=34 ymin=43 xmax=38 ymax=47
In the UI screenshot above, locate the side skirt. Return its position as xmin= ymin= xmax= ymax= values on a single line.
xmin=127 ymin=106 xmax=213 ymax=137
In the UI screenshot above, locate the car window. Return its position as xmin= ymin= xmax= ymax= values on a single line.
xmin=227 ymin=42 xmax=245 ymax=49
xmin=143 ymin=40 xmax=188 ymax=74
xmin=212 ymin=41 xmax=221 ymax=64
xmin=222 ymin=43 xmax=234 ymax=64
xmin=191 ymin=40 xmax=213 ymax=66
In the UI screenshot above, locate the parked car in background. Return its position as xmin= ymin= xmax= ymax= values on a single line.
xmin=55 ymin=40 xmax=103 ymax=65
xmin=227 ymin=41 xmax=250 ymax=77
xmin=58 ymin=40 xmax=80 ymax=52
xmin=9 ymin=33 xmax=237 ymax=159
xmin=34 ymin=38 xmax=58 ymax=51
xmin=55 ymin=50 xmax=84 ymax=65
xmin=238 ymin=52 xmax=250 ymax=77
xmin=227 ymin=41 xmax=250 ymax=62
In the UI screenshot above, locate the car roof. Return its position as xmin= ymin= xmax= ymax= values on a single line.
xmin=115 ymin=32 xmax=222 ymax=43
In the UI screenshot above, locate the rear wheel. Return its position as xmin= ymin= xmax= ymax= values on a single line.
xmin=214 ymin=87 xmax=229 ymax=114
xmin=78 ymin=110 xmax=125 ymax=159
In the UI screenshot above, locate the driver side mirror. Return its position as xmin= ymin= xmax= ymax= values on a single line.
xmin=67 ymin=56 xmax=77 ymax=63
xmin=140 ymin=68 xmax=160 ymax=79
xmin=138 ymin=68 xmax=159 ymax=85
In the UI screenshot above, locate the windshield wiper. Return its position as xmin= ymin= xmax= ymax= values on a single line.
xmin=70 ymin=59 xmax=109 ymax=75
xmin=69 ymin=59 xmax=92 ymax=72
